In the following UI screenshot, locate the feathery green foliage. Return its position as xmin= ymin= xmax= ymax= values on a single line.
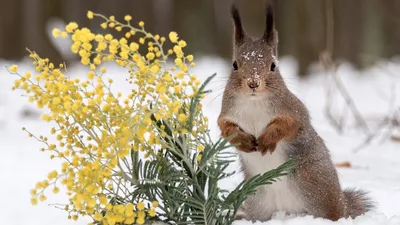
xmin=131 ymin=74 xmax=295 ymax=224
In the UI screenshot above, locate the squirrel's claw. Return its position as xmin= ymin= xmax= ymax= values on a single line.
xmin=258 ymin=141 xmax=277 ymax=155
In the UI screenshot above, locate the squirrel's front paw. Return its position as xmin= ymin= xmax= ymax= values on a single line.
xmin=235 ymin=131 xmax=258 ymax=152
xmin=257 ymin=138 xmax=277 ymax=155
xmin=257 ymin=129 xmax=279 ymax=155
xmin=257 ymin=116 xmax=301 ymax=155
xmin=218 ymin=118 xmax=258 ymax=153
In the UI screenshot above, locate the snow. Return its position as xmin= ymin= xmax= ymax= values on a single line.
xmin=233 ymin=212 xmax=400 ymax=225
xmin=1 ymin=56 xmax=400 ymax=224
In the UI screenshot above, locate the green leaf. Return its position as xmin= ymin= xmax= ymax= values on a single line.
xmin=187 ymin=73 xmax=216 ymax=131
xmin=222 ymin=158 xmax=295 ymax=223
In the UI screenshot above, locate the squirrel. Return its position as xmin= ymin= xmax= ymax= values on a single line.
xmin=217 ymin=3 xmax=374 ymax=222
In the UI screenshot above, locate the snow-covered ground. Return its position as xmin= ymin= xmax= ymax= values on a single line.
xmin=1 ymin=56 xmax=400 ymax=225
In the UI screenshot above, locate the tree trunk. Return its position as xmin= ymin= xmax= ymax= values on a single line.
xmin=0 ymin=0 xmax=24 ymax=59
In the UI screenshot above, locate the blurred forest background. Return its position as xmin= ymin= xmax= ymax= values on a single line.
xmin=1 ymin=0 xmax=400 ymax=76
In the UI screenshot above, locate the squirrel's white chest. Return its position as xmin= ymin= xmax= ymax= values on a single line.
xmin=225 ymin=95 xmax=272 ymax=137
xmin=225 ymin=96 xmax=306 ymax=218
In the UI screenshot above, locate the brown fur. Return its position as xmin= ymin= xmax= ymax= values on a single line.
xmin=257 ymin=116 xmax=301 ymax=155
xmin=218 ymin=117 xmax=257 ymax=153
xmin=218 ymin=3 xmax=374 ymax=221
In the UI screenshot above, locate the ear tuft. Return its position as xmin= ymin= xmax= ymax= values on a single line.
xmin=263 ymin=4 xmax=276 ymax=44
xmin=231 ymin=4 xmax=245 ymax=46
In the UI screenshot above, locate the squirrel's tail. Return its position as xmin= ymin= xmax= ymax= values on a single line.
xmin=343 ymin=188 xmax=374 ymax=218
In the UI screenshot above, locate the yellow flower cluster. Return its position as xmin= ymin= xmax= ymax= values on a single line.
xmin=9 ymin=11 xmax=208 ymax=225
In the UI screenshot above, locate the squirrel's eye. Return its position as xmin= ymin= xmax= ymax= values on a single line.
xmin=232 ymin=61 xmax=238 ymax=70
xmin=270 ymin=62 xmax=276 ymax=72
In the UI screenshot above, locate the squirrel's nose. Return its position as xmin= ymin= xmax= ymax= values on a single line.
xmin=247 ymin=78 xmax=260 ymax=90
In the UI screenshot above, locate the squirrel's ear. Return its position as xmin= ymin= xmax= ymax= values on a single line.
xmin=263 ymin=4 xmax=277 ymax=45
xmin=231 ymin=4 xmax=245 ymax=46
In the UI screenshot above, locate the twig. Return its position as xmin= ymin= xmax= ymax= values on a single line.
xmin=353 ymin=85 xmax=399 ymax=152
xmin=320 ymin=0 xmax=371 ymax=137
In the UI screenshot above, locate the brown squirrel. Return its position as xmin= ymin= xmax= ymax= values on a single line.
xmin=217 ymin=4 xmax=374 ymax=222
